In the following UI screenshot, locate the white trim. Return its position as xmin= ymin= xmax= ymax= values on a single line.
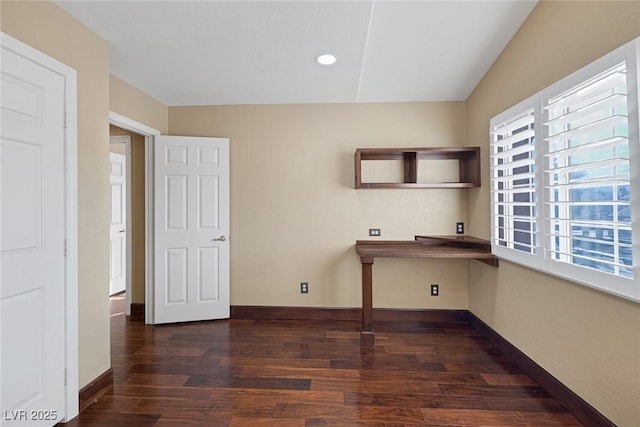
xmin=490 ymin=94 xmax=540 ymax=270
xmin=63 ymin=53 xmax=79 ymax=426
xmin=145 ymin=136 xmax=155 ymax=324
xmin=627 ymin=37 xmax=640 ymax=294
xmin=109 ymin=135 xmax=132 ymax=315
xmin=1 ymin=32 xmax=79 ymax=421
xmin=109 ymin=111 xmax=161 ymax=137
xmin=626 ymin=38 xmax=640 ymax=296
xmin=108 ymin=112 xmax=160 ymax=324
xmin=545 ymin=42 xmax=628 ymax=100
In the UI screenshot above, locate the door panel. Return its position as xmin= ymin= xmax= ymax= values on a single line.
xmin=154 ymin=136 xmax=229 ymax=324
xmin=1 ymin=40 xmax=66 ymax=426
xmin=198 ymin=175 xmax=220 ymax=229
xmin=198 ymin=247 xmax=220 ymax=301
xmin=109 ymin=153 xmax=126 ymax=296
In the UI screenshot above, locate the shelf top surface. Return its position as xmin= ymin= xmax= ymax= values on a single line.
xmin=355 ymin=236 xmax=496 ymax=260
xmin=356 ymin=147 xmax=479 ymax=153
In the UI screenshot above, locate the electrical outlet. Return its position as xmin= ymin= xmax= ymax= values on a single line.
xmin=456 ymin=222 xmax=464 ymax=234
xmin=430 ymin=284 xmax=439 ymax=296
xmin=300 ymin=282 xmax=309 ymax=294
xmin=369 ymin=228 xmax=381 ymax=237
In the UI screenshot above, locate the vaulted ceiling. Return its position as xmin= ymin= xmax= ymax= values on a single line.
xmin=56 ymin=0 xmax=537 ymax=106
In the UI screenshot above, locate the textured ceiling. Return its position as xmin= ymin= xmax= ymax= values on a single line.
xmin=56 ymin=0 xmax=537 ymax=106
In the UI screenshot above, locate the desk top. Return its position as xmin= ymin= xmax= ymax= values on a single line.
xmin=355 ymin=236 xmax=498 ymax=266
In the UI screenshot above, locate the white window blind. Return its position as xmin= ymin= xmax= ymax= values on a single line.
xmin=489 ymin=36 xmax=640 ymax=302
xmin=491 ymin=104 xmax=537 ymax=263
xmin=544 ymin=62 xmax=632 ymax=279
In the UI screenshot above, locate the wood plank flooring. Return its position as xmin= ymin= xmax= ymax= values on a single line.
xmin=66 ymin=295 xmax=584 ymax=426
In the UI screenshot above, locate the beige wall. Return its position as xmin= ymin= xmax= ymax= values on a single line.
xmin=170 ymin=103 xmax=471 ymax=309
xmin=110 ymin=75 xmax=168 ymax=134
xmin=1 ymin=1 xmax=111 ymax=388
xmin=466 ymin=1 xmax=640 ymax=425
xmin=109 ymin=74 xmax=169 ymax=308
xmin=109 ymin=126 xmax=146 ymax=305
xmin=109 ymin=142 xmax=126 ymax=155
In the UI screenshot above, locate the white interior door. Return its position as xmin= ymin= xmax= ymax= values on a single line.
xmin=153 ymin=135 xmax=230 ymax=324
xmin=1 ymin=38 xmax=66 ymax=425
xmin=110 ymin=153 xmax=127 ymax=296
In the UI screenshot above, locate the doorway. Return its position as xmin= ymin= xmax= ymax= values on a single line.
xmin=108 ymin=113 xmax=230 ymax=326
xmin=109 ymin=112 xmax=160 ymax=323
xmin=109 ymin=126 xmax=142 ymax=317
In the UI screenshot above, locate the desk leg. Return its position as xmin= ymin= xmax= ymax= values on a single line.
xmin=361 ymin=257 xmax=374 ymax=345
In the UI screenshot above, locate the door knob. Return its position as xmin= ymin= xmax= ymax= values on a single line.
xmin=212 ymin=235 xmax=227 ymax=242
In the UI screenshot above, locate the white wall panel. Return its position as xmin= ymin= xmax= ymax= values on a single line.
xmin=198 ymin=147 xmax=219 ymax=166
xmin=166 ymin=146 xmax=187 ymax=166
xmin=166 ymin=175 xmax=187 ymax=230
xmin=166 ymin=248 xmax=187 ymax=304
xmin=110 ymin=183 xmax=123 ymax=224
xmin=0 ymin=73 xmax=43 ymax=125
xmin=0 ymin=140 xmax=42 ymax=254
xmin=110 ymin=238 xmax=124 ymax=281
xmin=0 ymin=289 xmax=43 ymax=409
xmin=198 ymin=176 xmax=219 ymax=230
xmin=198 ymin=247 xmax=219 ymax=301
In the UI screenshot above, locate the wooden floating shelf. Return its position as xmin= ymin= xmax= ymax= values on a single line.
xmin=355 ymin=147 xmax=481 ymax=189
xmin=355 ymin=235 xmax=498 ymax=267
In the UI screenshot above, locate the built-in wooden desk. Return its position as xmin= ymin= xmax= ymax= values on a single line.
xmin=355 ymin=236 xmax=498 ymax=343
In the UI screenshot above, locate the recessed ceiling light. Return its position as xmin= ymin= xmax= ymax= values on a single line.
xmin=316 ymin=54 xmax=337 ymax=66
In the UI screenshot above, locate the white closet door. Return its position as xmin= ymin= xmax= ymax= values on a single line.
xmin=1 ymin=37 xmax=66 ymax=426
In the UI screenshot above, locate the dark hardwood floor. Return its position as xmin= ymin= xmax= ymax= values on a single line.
xmin=67 ymin=295 xmax=584 ymax=426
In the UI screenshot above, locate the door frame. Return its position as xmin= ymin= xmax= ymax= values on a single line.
xmin=108 ymin=111 xmax=160 ymax=324
xmin=1 ymin=32 xmax=79 ymax=421
xmin=109 ymin=136 xmax=131 ymax=312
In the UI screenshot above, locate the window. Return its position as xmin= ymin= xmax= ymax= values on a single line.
xmin=491 ymin=101 xmax=537 ymax=264
xmin=490 ymin=37 xmax=640 ymax=302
